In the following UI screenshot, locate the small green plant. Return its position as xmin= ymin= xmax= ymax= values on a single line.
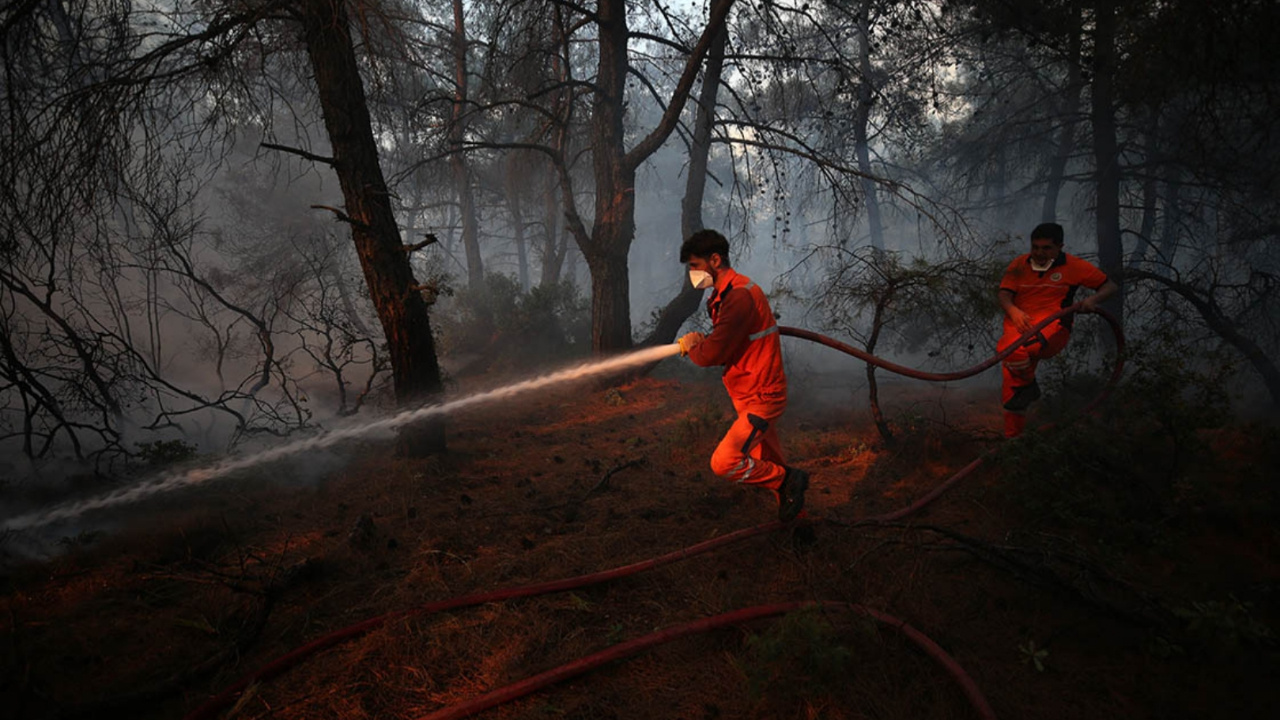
xmin=737 ymin=607 xmax=853 ymax=706
xmin=1019 ymin=640 xmax=1050 ymax=672
xmin=1174 ymin=595 xmax=1275 ymax=650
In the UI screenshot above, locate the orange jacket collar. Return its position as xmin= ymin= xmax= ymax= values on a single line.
xmin=712 ymin=267 xmax=742 ymax=295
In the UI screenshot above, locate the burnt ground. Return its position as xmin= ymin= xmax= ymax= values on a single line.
xmin=2 ymin=361 xmax=1278 ymax=720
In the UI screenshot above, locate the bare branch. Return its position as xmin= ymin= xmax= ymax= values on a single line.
xmin=260 ymin=142 xmax=335 ymax=167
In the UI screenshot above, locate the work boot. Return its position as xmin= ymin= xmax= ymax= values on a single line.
xmin=777 ymin=467 xmax=809 ymax=523
xmin=1002 ymin=380 xmax=1042 ymax=412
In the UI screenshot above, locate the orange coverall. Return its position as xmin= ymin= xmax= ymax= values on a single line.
xmin=687 ymin=268 xmax=789 ymax=492
xmin=998 ymin=252 xmax=1108 ymax=437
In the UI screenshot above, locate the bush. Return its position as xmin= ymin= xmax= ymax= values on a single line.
xmin=993 ymin=331 xmax=1236 ymax=543
xmin=434 ymin=274 xmax=590 ymax=365
xmin=736 ymin=607 xmax=855 ymax=713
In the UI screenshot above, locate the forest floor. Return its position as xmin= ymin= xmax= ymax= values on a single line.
xmin=2 ymin=356 xmax=1279 ymax=720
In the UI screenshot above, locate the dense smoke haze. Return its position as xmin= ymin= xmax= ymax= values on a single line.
xmin=1 ymin=0 xmax=1277 ymax=488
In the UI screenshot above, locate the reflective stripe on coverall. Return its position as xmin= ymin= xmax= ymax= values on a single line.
xmin=688 ymin=268 xmax=789 ymax=490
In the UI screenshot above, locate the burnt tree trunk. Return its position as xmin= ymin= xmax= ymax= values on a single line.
xmin=300 ymin=0 xmax=444 ymax=454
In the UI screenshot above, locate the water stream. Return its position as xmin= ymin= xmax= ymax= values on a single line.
xmin=3 ymin=344 xmax=681 ymax=531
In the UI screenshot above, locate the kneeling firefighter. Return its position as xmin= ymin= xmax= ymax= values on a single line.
xmin=676 ymin=230 xmax=809 ymax=522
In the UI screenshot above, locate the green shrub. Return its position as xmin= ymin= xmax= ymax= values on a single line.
xmin=434 ymin=274 xmax=589 ymax=364
xmin=736 ymin=607 xmax=855 ymax=710
xmin=994 ymin=332 xmax=1235 ymax=544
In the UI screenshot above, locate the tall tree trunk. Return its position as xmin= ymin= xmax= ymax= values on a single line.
xmin=451 ymin=0 xmax=483 ymax=293
xmin=1129 ymin=108 xmax=1161 ymax=265
xmin=639 ymin=0 xmax=731 ymax=347
xmin=539 ymin=4 xmax=571 ymax=289
xmin=1154 ymin=176 xmax=1181 ymax=274
xmin=854 ymin=0 xmax=884 ymax=251
xmin=865 ymin=291 xmax=894 ymax=446
xmin=300 ymin=0 xmax=444 ymax=453
xmin=1041 ymin=11 xmax=1083 ymax=222
xmin=506 ymin=156 xmax=531 ymax=292
xmin=574 ymin=0 xmax=734 ymax=352
xmin=1091 ymin=0 xmax=1125 ymax=329
xmin=583 ymin=0 xmax=636 ymax=351
xmin=540 ymin=172 xmax=567 ymax=287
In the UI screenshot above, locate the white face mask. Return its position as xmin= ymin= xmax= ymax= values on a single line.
xmin=689 ymin=269 xmax=714 ymax=290
xmin=1029 ymin=257 xmax=1053 ymax=272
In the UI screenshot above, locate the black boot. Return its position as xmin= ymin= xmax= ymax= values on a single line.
xmin=1003 ymin=380 xmax=1042 ymax=412
xmin=777 ymin=467 xmax=809 ymax=522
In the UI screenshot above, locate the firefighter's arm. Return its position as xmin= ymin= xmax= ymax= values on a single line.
xmin=1078 ymin=278 xmax=1119 ymax=311
xmin=687 ymin=292 xmax=753 ymax=367
xmin=999 ymin=289 xmax=1032 ymax=332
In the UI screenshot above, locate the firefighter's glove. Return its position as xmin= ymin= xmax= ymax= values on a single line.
xmin=677 ymin=332 xmax=705 ymax=356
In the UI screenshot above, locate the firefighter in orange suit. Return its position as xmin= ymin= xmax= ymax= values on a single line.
xmin=676 ymin=230 xmax=809 ymax=521
xmin=998 ymin=222 xmax=1118 ymax=438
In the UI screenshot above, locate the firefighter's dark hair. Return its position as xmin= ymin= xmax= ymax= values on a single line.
xmin=1030 ymin=222 xmax=1065 ymax=245
xmin=680 ymin=229 xmax=731 ymax=265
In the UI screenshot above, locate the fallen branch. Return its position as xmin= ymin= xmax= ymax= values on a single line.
xmin=586 ymin=457 xmax=646 ymax=497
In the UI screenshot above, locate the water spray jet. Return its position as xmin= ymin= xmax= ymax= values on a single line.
xmin=2 ymin=344 xmax=682 ymax=532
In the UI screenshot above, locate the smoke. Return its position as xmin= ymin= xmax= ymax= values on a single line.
xmin=1 ymin=344 xmax=681 ymax=533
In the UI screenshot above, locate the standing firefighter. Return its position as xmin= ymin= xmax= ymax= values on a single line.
xmin=676 ymin=230 xmax=809 ymax=521
xmin=998 ymin=222 xmax=1118 ymax=438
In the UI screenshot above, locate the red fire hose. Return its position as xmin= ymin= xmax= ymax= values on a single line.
xmin=416 ymin=601 xmax=997 ymax=720
xmin=186 ymin=306 xmax=1123 ymax=720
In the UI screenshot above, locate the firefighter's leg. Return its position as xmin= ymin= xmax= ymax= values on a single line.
xmin=1000 ymin=322 xmax=1072 ymax=437
xmin=710 ymin=405 xmax=786 ymax=490
xmin=999 ymin=324 xmax=1038 ymax=438
xmin=998 ymin=324 xmax=1037 ymax=405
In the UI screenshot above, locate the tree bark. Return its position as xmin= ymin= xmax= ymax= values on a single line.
xmin=866 ymin=291 xmax=894 ymax=446
xmin=1129 ymin=109 xmax=1160 ymax=265
xmin=576 ymin=0 xmax=735 ymax=352
xmin=300 ymin=0 xmax=444 ymax=454
xmin=1091 ymin=0 xmax=1125 ymax=331
xmin=1041 ymin=10 xmax=1083 ymax=223
xmin=451 ymin=0 xmax=484 ymax=293
xmin=854 ymin=1 xmax=884 ymax=251
xmin=638 ymin=0 xmax=731 ymax=348
xmin=505 ymin=155 xmax=531 ymax=292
